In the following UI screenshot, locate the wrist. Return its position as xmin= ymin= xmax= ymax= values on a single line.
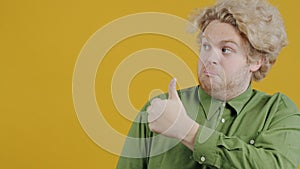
xmin=181 ymin=122 xmax=199 ymax=150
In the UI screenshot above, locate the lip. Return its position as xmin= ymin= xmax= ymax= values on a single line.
xmin=203 ymin=69 xmax=217 ymax=76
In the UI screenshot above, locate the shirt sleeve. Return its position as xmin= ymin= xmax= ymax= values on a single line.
xmin=116 ymin=104 xmax=151 ymax=169
xmin=193 ymin=95 xmax=300 ymax=169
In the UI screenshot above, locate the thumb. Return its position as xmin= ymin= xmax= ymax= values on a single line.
xmin=168 ymin=78 xmax=179 ymax=100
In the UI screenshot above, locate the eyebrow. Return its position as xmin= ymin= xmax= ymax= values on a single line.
xmin=220 ymin=40 xmax=240 ymax=48
xmin=200 ymin=34 xmax=240 ymax=48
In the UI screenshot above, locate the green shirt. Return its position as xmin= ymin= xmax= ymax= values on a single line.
xmin=116 ymin=85 xmax=300 ymax=169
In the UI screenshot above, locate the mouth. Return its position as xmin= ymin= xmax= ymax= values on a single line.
xmin=203 ymin=69 xmax=217 ymax=76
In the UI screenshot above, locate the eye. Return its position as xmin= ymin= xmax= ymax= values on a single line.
xmin=222 ymin=47 xmax=232 ymax=54
xmin=202 ymin=43 xmax=211 ymax=51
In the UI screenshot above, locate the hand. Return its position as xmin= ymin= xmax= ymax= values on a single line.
xmin=147 ymin=78 xmax=197 ymax=140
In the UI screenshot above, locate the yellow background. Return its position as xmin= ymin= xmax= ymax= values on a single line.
xmin=1 ymin=0 xmax=299 ymax=168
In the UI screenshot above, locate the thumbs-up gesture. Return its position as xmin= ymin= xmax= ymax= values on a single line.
xmin=147 ymin=78 xmax=197 ymax=140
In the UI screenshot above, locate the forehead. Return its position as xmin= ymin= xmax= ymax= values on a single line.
xmin=202 ymin=20 xmax=242 ymax=45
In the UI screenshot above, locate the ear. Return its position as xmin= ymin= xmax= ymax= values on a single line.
xmin=250 ymin=57 xmax=264 ymax=72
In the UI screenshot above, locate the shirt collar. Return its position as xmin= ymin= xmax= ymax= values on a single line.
xmin=198 ymin=86 xmax=224 ymax=120
xmin=198 ymin=85 xmax=253 ymax=118
xmin=227 ymin=85 xmax=253 ymax=114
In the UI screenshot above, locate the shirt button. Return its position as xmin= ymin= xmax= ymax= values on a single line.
xmin=198 ymin=156 xmax=206 ymax=164
xmin=250 ymin=139 xmax=255 ymax=145
xmin=221 ymin=118 xmax=225 ymax=123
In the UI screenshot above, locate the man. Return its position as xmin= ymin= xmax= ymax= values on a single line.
xmin=117 ymin=0 xmax=300 ymax=168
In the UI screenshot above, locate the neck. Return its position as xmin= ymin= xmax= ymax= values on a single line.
xmin=201 ymin=82 xmax=250 ymax=101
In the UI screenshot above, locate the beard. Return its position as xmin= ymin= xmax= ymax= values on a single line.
xmin=198 ymin=64 xmax=251 ymax=101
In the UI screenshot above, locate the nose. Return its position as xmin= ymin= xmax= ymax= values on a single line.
xmin=207 ymin=55 xmax=218 ymax=65
xmin=201 ymin=48 xmax=220 ymax=65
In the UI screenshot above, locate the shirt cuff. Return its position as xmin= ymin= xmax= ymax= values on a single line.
xmin=192 ymin=125 xmax=221 ymax=168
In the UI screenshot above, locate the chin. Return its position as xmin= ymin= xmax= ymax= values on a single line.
xmin=199 ymin=75 xmax=224 ymax=89
xmin=199 ymin=77 xmax=228 ymax=99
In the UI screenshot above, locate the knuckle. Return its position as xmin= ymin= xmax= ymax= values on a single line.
xmin=148 ymin=123 xmax=154 ymax=131
xmin=151 ymin=98 xmax=161 ymax=105
xmin=146 ymin=105 xmax=152 ymax=112
xmin=148 ymin=114 xmax=154 ymax=122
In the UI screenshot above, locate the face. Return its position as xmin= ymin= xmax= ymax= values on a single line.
xmin=198 ymin=20 xmax=260 ymax=100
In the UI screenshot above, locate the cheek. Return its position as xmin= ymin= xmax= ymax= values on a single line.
xmin=197 ymin=59 xmax=202 ymax=69
xmin=222 ymin=61 xmax=249 ymax=80
xmin=222 ymin=56 xmax=247 ymax=72
xmin=220 ymin=60 xmax=239 ymax=78
xmin=222 ymin=63 xmax=234 ymax=73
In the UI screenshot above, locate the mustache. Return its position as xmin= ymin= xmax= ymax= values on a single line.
xmin=201 ymin=64 xmax=222 ymax=73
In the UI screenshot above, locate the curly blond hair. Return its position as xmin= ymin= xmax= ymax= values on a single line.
xmin=188 ymin=0 xmax=287 ymax=81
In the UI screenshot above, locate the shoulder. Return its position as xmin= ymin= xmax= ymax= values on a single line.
xmin=275 ymin=93 xmax=298 ymax=111
xmin=178 ymin=85 xmax=199 ymax=93
xmin=149 ymin=85 xmax=199 ymax=100
xmin=272 ymin=92 xmax=299 ymax=114
xmin=253 ymin=89 xmax=299 ymax=115
xmin=178 ymin=85 xmax=199 ymax=97
xmin=146 ymin=85 xmax=199 ymax=111
xmin=250 ymin=90 xmax=300 ymax=131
